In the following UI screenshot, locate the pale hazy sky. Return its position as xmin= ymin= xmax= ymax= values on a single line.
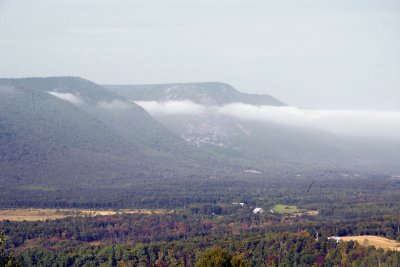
xmin=1 ymin=0 xmax=399 ymax=109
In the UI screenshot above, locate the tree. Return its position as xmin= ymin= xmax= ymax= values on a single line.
xmin=196 ymin=247 xmax=250 ymax=267
xmin=0 ymin=231 xmax=18 ymax=267
xmin=231 ymin=254 xmax=251 ymax=267
xmin=196 ymin=247 xmax=232 ymax=267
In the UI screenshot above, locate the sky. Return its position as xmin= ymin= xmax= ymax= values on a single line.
xmin=1 ymin=0 xmax=399 ymax=109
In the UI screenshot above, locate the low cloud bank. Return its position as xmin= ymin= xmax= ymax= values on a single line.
xmin=219 ymin=103 xmax=400 ymax=138
xmin=48 ymin=91 xmax=83 ymax=105
xmin=135 ymin=100 xmax=206 ymax=115
xmin=48 ymin=93 xmax=132 ymax=111
xmin=136 ymin=100 xmax=400 ymax=139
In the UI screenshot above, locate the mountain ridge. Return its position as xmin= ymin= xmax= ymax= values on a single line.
xmin=105 ymin=82 xmax=285 ymax=106
xmin=1 ymin=76 xmax=399 ymax=195
xmin=106 ymin=80 xmax=400 ymax=173
xmin=0 ymin=77 xmax=240 ymax=191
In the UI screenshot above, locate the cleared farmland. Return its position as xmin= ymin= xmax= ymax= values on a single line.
xmin=341 ymin=235 xmax=400 ymax=251
xmin=0 ymin=208 xmax=174 ymax=221
xmin=272 ymin=204 xmax=300 ymax=214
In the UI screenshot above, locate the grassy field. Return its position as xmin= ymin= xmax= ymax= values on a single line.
xmin=0 ymin=208 xmax=174 ymax=221
xmin=272 ymin=204 xmax=300 ymax=214
xmin=341 ymin=236 xmax=400 ymax=251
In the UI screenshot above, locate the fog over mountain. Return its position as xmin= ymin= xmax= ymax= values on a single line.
xmin=136 ymin=101 xmax=400 ymax=139
xmin=0 ymin=77 xmax=241 ymax=189
xmin=108 ymin=82 xmax=400 ymax=174
xmin=1 ymin=76 xmax=399 ymax=190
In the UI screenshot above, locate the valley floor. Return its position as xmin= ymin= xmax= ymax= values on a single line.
xmin=2 ymin=174 xmax=400 ymax=266
xmin=0 ymin=208 xmax=173 ymax=222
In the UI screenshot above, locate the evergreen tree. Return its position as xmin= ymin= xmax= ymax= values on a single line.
xmin=196 ymin=247 xmax=251 ymax=267
xmin=196 ymin=247 xmax=232 ymax=267
xmin=0 ymin=231 xmax=18 ymax=267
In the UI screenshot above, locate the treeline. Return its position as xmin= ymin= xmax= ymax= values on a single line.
xmin=2 ymin=175 xmax=400 ymax=218
xmin=3 ymin=210 xmax=400 ymax=266
xmin=12 ymin=232 xmax=400 ymax=266
xmin=3 ymin=212 xmax=400 ymax=249
xmin=2 ymin=174 xmax=400 ymax=265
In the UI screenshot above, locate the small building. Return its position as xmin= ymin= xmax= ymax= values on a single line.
xmin=253 ymin=207 xmax=265 ymax=214
xmin=233 ymin=202 xmax=245 ymax=207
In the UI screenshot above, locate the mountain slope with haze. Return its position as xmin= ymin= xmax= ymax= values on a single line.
xmin=107 ymin=82 xmax=400 ymax=174
xmin=0 ymin=77 xmax=236 ymax=191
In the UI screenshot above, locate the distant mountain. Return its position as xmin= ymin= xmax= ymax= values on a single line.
xmin=0 ymin=77 xmax=187 ymax=154
xmin=1 ymin=77 xmax=399 ymax=197
xmin=106 ymin=82 xmax=400 ymax=173
xmin=3 ymin=76 xmax=399 ymax=210
xmin=0 ymin=77 xmax=236 ymax=191
xmin=105 ymin=82 xmax=286 ymax=153
xmin=105 ymin=82 xmax=285 ymax=106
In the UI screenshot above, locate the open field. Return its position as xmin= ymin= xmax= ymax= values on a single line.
xmin=341 ymin=236 xmax=400 ymax=251
xmin=0 ymin=208 xmax=174 ymax=221
xmin=272 ymin=204 xmax=300 ymax=214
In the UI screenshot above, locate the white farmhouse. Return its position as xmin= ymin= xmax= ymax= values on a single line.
xmin=253 ymin=207 xmax=265 ymax=214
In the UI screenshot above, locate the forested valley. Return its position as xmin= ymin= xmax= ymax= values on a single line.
xmin=2 ymin=173 xmax=400 ymax=266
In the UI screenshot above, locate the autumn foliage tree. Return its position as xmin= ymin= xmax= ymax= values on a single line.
xmin=196 ymin=247 xmax=250 ymax=267
xmin=0 ymin=231 xmax=18 ymax=267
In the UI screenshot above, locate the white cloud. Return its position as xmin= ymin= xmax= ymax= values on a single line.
xmin=48 ymin=91 xmax=83 ymax=105
xmin=135 ymin=100 xmax=206 ymax=116
xmin=218 ymin=103 xmax=400 ymax=139
xmin=136 ymin=100 xmax=400 ymax=139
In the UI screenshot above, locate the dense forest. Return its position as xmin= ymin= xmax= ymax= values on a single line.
xmin=2 ymin=172 xmax=400 ymax=266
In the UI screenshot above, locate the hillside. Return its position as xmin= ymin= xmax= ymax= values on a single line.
xmin=0 ymin=77 xmax=235 ymax=191
xmin=1 ymin=77 xmax=400 ymax=209
xmin=107 ymin=82 xmax=400 ymax=173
